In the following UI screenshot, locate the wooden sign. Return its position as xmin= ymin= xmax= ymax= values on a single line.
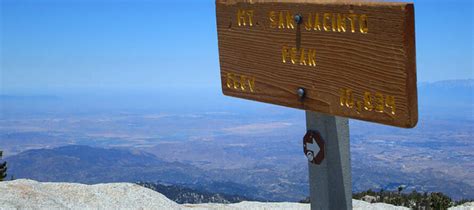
xmin=216 ymin=0 xmax=418 ymax=128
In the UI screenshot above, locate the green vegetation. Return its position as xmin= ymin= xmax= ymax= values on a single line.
xmin=299 ymin=189 xmax=473 ymax=209
xmin=137 ymin=182 xmax=250 ymax=204
xmin=352 ymin=189 xmax=470 ymax=210
xmin=0 ymin=151 xmax=7 ymax=181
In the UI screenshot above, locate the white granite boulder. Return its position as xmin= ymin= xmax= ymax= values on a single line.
xmin=0 ymin=179 xmax=471 ymax=210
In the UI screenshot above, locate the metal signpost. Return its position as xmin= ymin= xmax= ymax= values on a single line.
xmin=305 ymin=111 xmax=351 ymax=209
xmin=215 ymin=0 xmax=417 ymax=209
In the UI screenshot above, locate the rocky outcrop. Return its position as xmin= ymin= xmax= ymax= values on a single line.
xmin=0 ymin=179 xmax=180 ymax=210
xmin=0 ymin=180 xmax=471 ymax=210
xmin=185 ymin=200 xmax=410 ymax=210
xmin=450 ymin=202 xmax=474 ymax=210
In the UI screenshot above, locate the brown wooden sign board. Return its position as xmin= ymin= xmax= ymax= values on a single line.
xmin=216 ymin=0 xmax=418 ymax=128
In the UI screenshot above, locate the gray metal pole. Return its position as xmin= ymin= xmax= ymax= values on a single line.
xmin=306 ymin=111 xmax=352 ymax=210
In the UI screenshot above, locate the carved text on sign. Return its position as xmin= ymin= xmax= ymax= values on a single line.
xmin=268 ymin=11 xmax=368 ymax=33
xmin=226 ymin=72 xmax=256 ymax=93
xmin=340 ymin=88 xmax=396 ymax=115
xmin=304 ymin=13 xmax=368 ymax=33
xmin=282 ymin=46 xmax=317 ymax=67
xmin=237 ymin=9 xmax=255 ymax=27
xmin=269 ymin=10 xmax=295 ymax=29
xmin=218 ymin=1 xmax=418 ymax=127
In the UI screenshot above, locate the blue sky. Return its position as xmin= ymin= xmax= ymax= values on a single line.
xmin=1 ymin=0 xmax=473 ymax=93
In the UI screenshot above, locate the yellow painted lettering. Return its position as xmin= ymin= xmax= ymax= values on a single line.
xmin=363 ymin=92 xmax=373 ymax=111
xmin=226 ymin=73 xmax=234 ymax=89
xmin=247 ymin=77 xmax=255 ymax=92
xmin=340 ymin=89 xmax=346 ymax=106
xmin=359 ymin=14 xmax=368 ymax=33
xmin=345 ymin=89 xmax=354 ymax=108
xmin=314 ymin=13 xmax=322 ymax=31
xmin=323 ymin=13 xmax=331 ymax=31
xmin=304 ymin=13 xmax=313 ymax=31
xmin=286 ymin=11 xmax=294 ymax=29
xmin=299 ymin=48 xmax=307 ymax=65
xmin=278 ymin=11 xmax=285 ymax=29
xmin=347 ymin=14 xmax=357 ymax=33
xmin=237 ymin=9 xmax=246 ymax=26
xmin=233 ymin=75 xmax=241 ymax=89
xmin=337 ymin=14 xmax=346 ymax=32
xmin=375 ymin=92 xmax=384 ymax=112
xmin=269 ymin=11 xmax=277 ymax=28
xmin=307 ymin=49 xmax=316 ymax=67
xmin=290 ymin=47 xmax=297 ymax=64
xmin=332 ymin=13 xmax=337 ymax=32
xmin=385 ymin=95 xmax=396 ymax=115
xmin=240 ymin=75 xmax=247 ymax=91
xmin=340 ymin=88 xmax=354 ymax=108
xmin=282 ymin=46 xmax=290 ymax=63
xmin=356 ymin=101 xmax=363 ymax=113
xmin=246 ymin=10 xmax=254 ymax=26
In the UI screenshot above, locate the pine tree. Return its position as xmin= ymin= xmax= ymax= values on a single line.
xmin=0 ymin=151 xmax=7 ymax=181
xmin=430 ymin=192 xmax=452 ymax=209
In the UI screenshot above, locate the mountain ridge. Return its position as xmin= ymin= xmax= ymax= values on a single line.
xmin=5 ymin=145 xmax=271 ymax=201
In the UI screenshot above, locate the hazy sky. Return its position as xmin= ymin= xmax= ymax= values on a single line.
xmin=1 ymin=0 xmax=473 ymax=93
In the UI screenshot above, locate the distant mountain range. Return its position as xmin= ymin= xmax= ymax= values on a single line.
xmin=5 ymin=145 xmax=269 ymax=201
xmin=419 ymin=79 xmax=473 ymax=89
xmin=418 ymin=79 xmax=473 ymax=118
xmin=5 ymin=145 xmax=199 ymax=184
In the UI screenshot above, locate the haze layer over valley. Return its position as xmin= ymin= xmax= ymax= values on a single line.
xmin=1 ymin=80 xmax=473 ymax=201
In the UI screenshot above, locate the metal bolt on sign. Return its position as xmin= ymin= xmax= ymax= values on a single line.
xmin=294 ymin=14 xmax=303 ymax=24
xmin=297 ymin=87 xmax=306 ymax=100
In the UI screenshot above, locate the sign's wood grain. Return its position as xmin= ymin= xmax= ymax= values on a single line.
xmin=216 ymin=0 xmax=417 ymax=128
